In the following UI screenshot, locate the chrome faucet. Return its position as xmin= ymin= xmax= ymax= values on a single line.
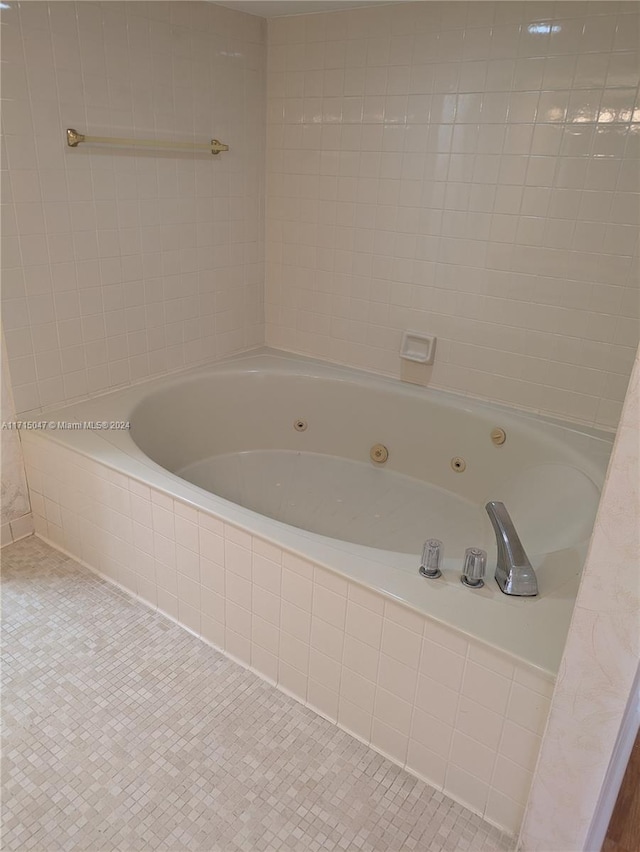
xmin=485 ymin=502 xmax=538 ymax=596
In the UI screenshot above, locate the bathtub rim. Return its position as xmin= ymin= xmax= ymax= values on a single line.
xmin=21 ymin=345 xmax=617 ymax=443
xmin=28 ymin=347 xmax=615 ymax=677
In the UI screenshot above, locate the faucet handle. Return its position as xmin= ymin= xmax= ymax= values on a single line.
xmin=419 ymin=539 xmax=442 ymax=579
xmin=461 ymin=547 xmax=486 ymax=588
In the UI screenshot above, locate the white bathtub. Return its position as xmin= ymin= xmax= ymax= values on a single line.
xmin=20 ymin=349 xmax=614 ymax=834
xmin=32 ymin=349 xmax=610 ymax=673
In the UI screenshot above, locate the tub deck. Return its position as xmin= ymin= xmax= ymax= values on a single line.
xmin=21 ymin=349 xmax=613 ymax=675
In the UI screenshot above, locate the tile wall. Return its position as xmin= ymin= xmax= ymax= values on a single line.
xmin=519 ymin=343 xmax=640 ymax=851
xmin=1 ymin=331 xmax=32 ymax=543
xmin=1 ymin=1 xmax=265 ymax=415
xmin=265 ymin=1 xmax=640 ymax=429
xmin=21 ymin=429 xmax=555 ymax=837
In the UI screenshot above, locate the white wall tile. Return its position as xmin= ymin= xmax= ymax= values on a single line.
xmin=174 ymin=502 xmax=198 ymax=525
xmin=310 ymin=616 xmax=344 ymax=662
xmin=266 ymin=1 xmax=639 ymax=430
xmin=201 ymin=587 xmax=225 ymax=625
xmin=226 ymin=630 xmax=251 ymax=666
xmin=252 ymin=538 xmax=282 ymax=563
xmin=251 ymin=548 xmax=280 ymax=587
xmin=251 ymin=645 xmax=279 ymax=684
xmin=377 ymin=654 xmax=418 ymax=705
xmin=314 ymin=565 xmax=348 ymax=597
xmin=252 ymin=615 xmax=280 ymax=657
xmin=308 ymin=679 xmax=339 ymax=722
xmin=420 ymin=641 xmax=466 ymax=692
xmin=312 ymin=584 xmax=347 ymax=629
xmin=225 ymin=525 xmax=253 ymax=551
xmin=456 ymin=696 xmax=505 ymax=752
xmin=411 ymin=708 xmax=454 ymax=761
xmin=225 ymin=541 xmax=252 ymax=580
xmin=338 ymin=695 xmax=372 ymax=742
xmin=485 ymin=789 xmax=525 ymax=838
xmin=462 ymin=662 xmax=512 ymax=716
xmin=279 ymin=630 xmax=310 ymax=674
xmin=155 ymin=561 xmax=177 ymax=596
xmin=177 ymin=574 xmax=200 ymax=611
xmin=280 ymin=600 xmax=310 ymax=641
xmin=371 ymin=718 xmax=409 ymax=765
xmin=156 ymin=587 xmax=178 ymax=621
xmin=252 ymin=586 xmax=280 ymax=626
xmin=282 ymin=567 xmax=313 ymax=610
xmin=201 ymin=614 xmax=225 ymax=649
xmin=199 ymin=527 xmax=224 ymax=566
xmin=200 ymin=556 xmax=224 ymax=594
xmin=199 ymin=513 xmax=224 ymax=537
xmin=176 ymin=546 xmax=199 ymax=582
xmin=445 ymin=765 xmax=489 ymax=816
xmin=384 ymin=599 xmax=424 ymax=633
xmin=492 ymin=755 xmax=533 ymax=805
xmin=451 ymin=731 xmax=497 ymax=784
xmin=347 ymin=582 xmax=384 ymax=614
xmin=507 ymin=683 xmax=552 ymax=735
xmin=175 ymin=517 xmax=198 ymax=553
xmin=406 ymin=738 xmax=447 ymax=791
xmin=423 ymin=618 xmax=469 ymax=656
xmin=469 ymin=644 xmax=516 ymax=680
xmin=225 ymin=602 xmax=251 ymax=641
xmin=226 ymin=571 xmax=252 ymax=611
xmin=153 ymin=533 xmax=175 ymax=569
xmin=152 ymin=505 xmax=174 ymax=540
xmin=381 ymin=620 xmax=422 ymax=669
xmin=309 ymin=648 xmax=341 ymax=693
xmin=3 ymin=1 xmax=266 ymax=412
xmin=374 ymin=686 xmax=412 ymax=736
xmin=342 ymin=634 xmax=380 ymax=683
xmin=282 ymin=552 xmax=314 ymax=579
xmin=499 ymin=721 xmax=542 ymax=770
xmin=414 ymin=673 xmax=459 ymax=723
xmin=345 ymin=599 xmax=383 ymax=648
xmin=278 ymin=661 xmax=308 ymax=701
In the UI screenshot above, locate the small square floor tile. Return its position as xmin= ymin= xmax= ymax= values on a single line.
xmin=2 ymin=536 xmax=514 ymax=851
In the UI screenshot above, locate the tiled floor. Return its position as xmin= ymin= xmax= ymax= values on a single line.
xmin=2 ymin=536 xmax=514 ymax=852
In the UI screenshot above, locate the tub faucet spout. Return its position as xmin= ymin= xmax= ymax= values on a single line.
xmin=485 ymin=501 xmax=538 ymax=597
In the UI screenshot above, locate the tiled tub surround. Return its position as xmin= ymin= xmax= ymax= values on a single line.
xmin=1 ymin=1 xmax=266 ymax=415
xmin=265 ymin=1 xmax=640 ymax=430
xmin=20 ymin=350 xmax=613 ymax=674
xmin=17 ymin=353 xmax=612 ymax=837
xmin=22 ymin=438 xmax=554 ymax=838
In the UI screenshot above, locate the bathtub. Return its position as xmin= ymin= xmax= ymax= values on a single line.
xmin=20 ymin=349 xmax=613 ymax=834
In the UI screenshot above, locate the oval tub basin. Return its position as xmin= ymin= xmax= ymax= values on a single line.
xmin=34 ymin=350 xmax=613 ymax=674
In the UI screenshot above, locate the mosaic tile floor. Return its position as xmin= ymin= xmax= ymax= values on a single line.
xmin=2 ymin=536 xmax=514 ymax=852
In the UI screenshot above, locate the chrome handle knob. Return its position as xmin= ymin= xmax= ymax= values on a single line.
xmin=419 ymin=539 xmax=442 ymax=579
xmin=461 ymin=547 xmax=486 ymax=588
